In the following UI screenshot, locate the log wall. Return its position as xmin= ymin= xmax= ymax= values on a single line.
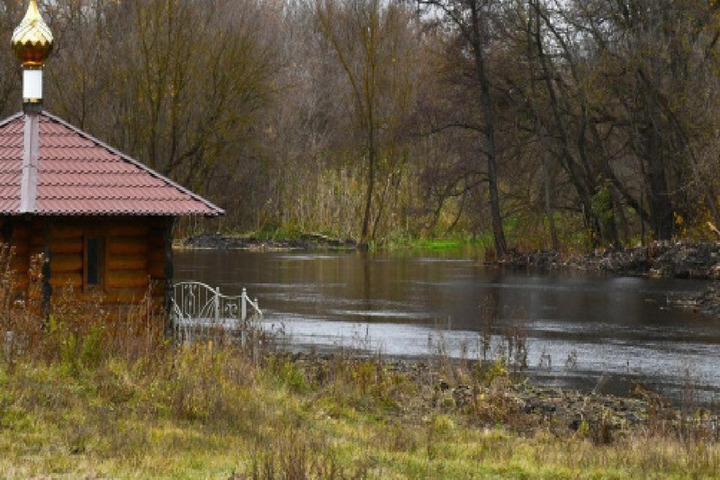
xmin=0 ymin=215 xmax=174 ymax=310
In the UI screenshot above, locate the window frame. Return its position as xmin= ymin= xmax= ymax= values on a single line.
xmin=83 ymin=235 xmax=106 ymax=292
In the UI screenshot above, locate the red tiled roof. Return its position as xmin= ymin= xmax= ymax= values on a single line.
xmin=0 ymin=111 xmax=224 ymax=216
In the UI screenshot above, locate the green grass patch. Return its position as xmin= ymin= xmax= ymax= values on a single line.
xmin=381 ymin=232 xmax=494 ymax=253
xmin=415 ymin=239 xmax=463 ymax=250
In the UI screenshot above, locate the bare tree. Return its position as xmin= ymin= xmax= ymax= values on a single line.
xmin=418 ymin=0 xmax=508 ymax=256
xmin=317 ymin=0 xmax=421 ymax=247
xmin=46 ymin=0 xmax=279 ymax=214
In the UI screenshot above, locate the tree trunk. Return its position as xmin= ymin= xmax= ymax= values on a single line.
xmin=645 ymin=102 xmax=674 ymax=240
xmin=359 ymin=125 xmax=376 ymax=250
xmin=542 ymin=156 xmax=559 ymax=251
xmin=470 ymin=1 xmax=507 ymax=258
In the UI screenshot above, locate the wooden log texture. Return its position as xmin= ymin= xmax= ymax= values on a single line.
xmin=30 ymin=233 xmax=45 ymax=248
xmin=148 ymin=240 xmax=166 ymax=279
xmin=107 ymin=237 xmax=148 ymax=256
xmin=148 ymin=232 xmax=165 ymax=248
xmin=10 ymin=255 xmax=29 ymax=271
xmin=1 ymin=218 xmax=174 ymax=309
xmin=107 ymin=270 xmax=149 ymax=289
xmin=148 ymin=262 xmax=166 ymax=279
xmin=49 ymin=272 xmax=83 ymax=289
xmin=106 ymin=224 xmax=148 ymax=237
xmin=107 ymin=254 xmax=147 ymax=271
xmin=51 ymin=254 xmax=83 ymax=273
xmin=5 ymin=224 xmax=29 ymax=258
xmin=148 ymin=248 xmax=165 ymax=263
xmin=50 ymin=238 xmax=83 ymax=255
xmin=11 ymin=223 xmax=30 ymax=239
xmin=50 ymin=226 xmax=84 ymax=239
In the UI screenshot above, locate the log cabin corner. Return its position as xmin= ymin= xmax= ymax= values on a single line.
xmin=0 ymin=1 xmax=223 ymax=318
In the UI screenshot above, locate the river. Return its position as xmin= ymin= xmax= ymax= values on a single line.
xmin=174 ymin=249 xmax=720 ymax=405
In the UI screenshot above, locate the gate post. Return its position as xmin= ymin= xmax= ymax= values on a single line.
xmin=241 ymin=287 xmax=247 ymax=321
xmin=214 ymin=287 xmax=220 ymax=325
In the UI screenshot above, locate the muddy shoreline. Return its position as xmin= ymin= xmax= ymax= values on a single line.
xmin=179 ymin=232 xmax=357 ymax=251
xmin=498 ymin=242 xmax=720 ymax=279
xmin=285 ymin=352 xmax=720 ymax=442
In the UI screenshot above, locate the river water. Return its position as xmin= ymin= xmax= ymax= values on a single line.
xmin=174 ymin=249 xmax=720 ymax=405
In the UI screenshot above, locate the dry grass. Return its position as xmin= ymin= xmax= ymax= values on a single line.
xmin=2 ymin=347 xmax=720 ymax=478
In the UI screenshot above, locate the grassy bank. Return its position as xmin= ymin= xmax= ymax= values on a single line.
xmin=2 ymin=312 xmax=720 ymax=479
xmin=0 ymin=258 xmax=718 ymax=478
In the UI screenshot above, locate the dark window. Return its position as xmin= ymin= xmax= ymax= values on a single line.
xmin=86 ymin=237 xmax=104 ymax=287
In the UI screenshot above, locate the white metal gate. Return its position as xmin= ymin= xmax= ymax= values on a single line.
xmin=171 ymin=281 xmax=262 ymax=340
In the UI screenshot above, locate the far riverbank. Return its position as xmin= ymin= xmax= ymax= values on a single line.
xmin=179 ymin=232 xmax=357 ymax=251
xmin=182 ymin=234 xmax=720 ymax=280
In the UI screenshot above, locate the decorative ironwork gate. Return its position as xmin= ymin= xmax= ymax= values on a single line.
xmin=171 ymin=281 xmax=262 ymax=340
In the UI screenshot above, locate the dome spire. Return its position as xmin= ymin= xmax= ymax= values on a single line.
xmin=12 ymin=0 xmax=53 ymax=111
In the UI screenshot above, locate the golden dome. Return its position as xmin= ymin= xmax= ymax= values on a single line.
xmin=12 ymin=1 xmax=53 ymax=67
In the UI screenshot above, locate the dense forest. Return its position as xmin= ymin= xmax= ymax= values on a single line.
xmin=3 ymin=0 xmax=720 ymax=254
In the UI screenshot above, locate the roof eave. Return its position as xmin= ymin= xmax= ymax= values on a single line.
xmin=40 ymin=111 xmax=226 ymax=217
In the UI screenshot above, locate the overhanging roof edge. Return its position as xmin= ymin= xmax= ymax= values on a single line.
xmin=36 ymin=110 xmax=225 ymax=217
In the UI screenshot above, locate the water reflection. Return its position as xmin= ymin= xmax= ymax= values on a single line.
xmin=174 ymin=249 xmax=720 ymax=404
